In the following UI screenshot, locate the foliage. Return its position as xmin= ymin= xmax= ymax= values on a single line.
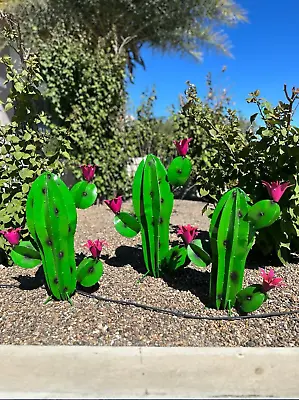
xmin=0 ymin=32 xmax=70 ymax=262
xmin=32 ymin=24 xmax=132 ymax=198
xmin=237 ymin=87 xmax=299 ymax=263
xmin=174 ymin=77 xmax=299 ymax=262
xmin=172 ymin=78 xmax=254 ymax=202
xmin=125 ymin=89 xmax=175 ymax=165
xmin=10 ymin=0 xmax=246 ymax=73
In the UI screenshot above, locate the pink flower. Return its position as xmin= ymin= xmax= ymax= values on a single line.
xmin=84 ymin=239 xmax=108 ymax=259
xmin=104 ymin=196 xmax=122 ymax=214
xmin=174 ymin=138 xmax=192 ymax=157
xmin=177 ymin=224 xmax=198 ymax=246
xmin=0 ymin=227 xmax=22 ymax=246
xmin=259 ymin=268 xmax=285 ymax=292
xmin=80 ymin=165 xmax=96 ymax=182
xmin=262 ymin=180 xmax=293 ymax=202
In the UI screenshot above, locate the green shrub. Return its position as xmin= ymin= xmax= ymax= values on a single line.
xmin=172 ymin=80 xmax=254 ymax=202
xmin=174 ymin=79 xmax=299 ymax=263
xmin=125 ymin=89 xmax=175 ymax=165
xmin=0 ymin=52 xmax=70 ymax=263
xmin=35 ymin=23 xmax=132 ymax=198
xmin=237 ymin=87 xmax=299 ymax=263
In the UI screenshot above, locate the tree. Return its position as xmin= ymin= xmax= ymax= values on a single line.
xmin=7 ymin=0 xmax=246 ymax=73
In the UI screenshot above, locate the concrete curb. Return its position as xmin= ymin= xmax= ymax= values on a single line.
xmin=0 ymin=346 xmax=298 ymax=398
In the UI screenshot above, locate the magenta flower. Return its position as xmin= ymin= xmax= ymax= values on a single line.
xmin=262 ymin=180 xmax=293 ymax=202
xmin=174 ymin=138 xmax=192 ymax=157
xmin=177 ymin=224 xmax=198 ymax=246
xmin=104 ymin=196 xmax=122 ymax=214
xmin=84 ymin=239 xmax=108 ymax=259
xmin=0 ymin=227 xmax=22 ymax=246
xmin=80 ymin=165 xmax=96 ymax=182
xmin=259 ymin=268 xmax=285 ymax=292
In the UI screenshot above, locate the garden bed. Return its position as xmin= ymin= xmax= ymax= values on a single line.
xmin=0 ymin=200 xmax=298 ymax=346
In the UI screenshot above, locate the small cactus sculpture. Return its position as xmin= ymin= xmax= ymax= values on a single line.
xmin=236 ymin=267 xmax=285 ymax=313
xmin=105 ymin=139 xmax=193 ymax=277
xmin=188 ymin=187 xmax=281 ymax=311
xmin=10 ymin=170 xmax=103 ymax=303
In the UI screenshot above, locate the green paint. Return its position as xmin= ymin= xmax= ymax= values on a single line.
xmin=114 ymin=153 xmax=190 ymax=277
xmin=11 ymin=171 xmax=103 ymax=302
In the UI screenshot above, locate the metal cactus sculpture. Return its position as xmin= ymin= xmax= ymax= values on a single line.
xmin=10 ymin=166 xmax=103 ymax=304
xmin=105 ymin=138 xmax=194 ymax=277
xmin=186 ymin=187 xmax=282 ymax=311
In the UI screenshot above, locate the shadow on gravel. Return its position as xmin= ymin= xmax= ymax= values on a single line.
xmin=13 ymin=266 xmax=45 ymax=290
xmin=162 ymin=267 xmax=210 ymax=306
xmin=106 ymin=245 xmax=147 ymax=274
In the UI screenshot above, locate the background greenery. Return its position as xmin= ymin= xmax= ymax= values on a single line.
xmin=1 ymin=0 xmax=299 ymax=264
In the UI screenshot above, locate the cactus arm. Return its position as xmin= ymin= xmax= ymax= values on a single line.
xmin=10 ymin=240 xmax=41 ymax=269
xmin=132 ymin=159 xmax=145 ymax=219
xmin=209 ymin=190 xmax=232 ymax=239
xmin=114 ymin=212 xmax=140 ymax=238
xmin=236 ymin=284 xmax=267 ymax=313
xmin=44 ymin=177 xmax=70 ymax=299
xmin=247 ymin=200 xmax=280 ymax=230
xmin=76 ymin=257 xmax=103 ymax=287
xmin=187 ymin=239 xmax=211 ymax=268
xmin=70 ymin=181 xmax=97 ymax=209
xmin=167 ymin=156 xmax=192 ymax=187
xmin=213 ymin=191 xmax=235 ymax=309
xmin=224 ymin=190 xmax=250 ymax=308
xmin=132 ymin=159 xmax=153 ymax=274
xmin=143 ymin=156 xmax=160 ymax=277
xmin=27 ymin=173 xmax=59 ymax=298
xmin=47 ymin=176 xmax=77 ymax=299
xmin=152 ymin=155 xmax=174 ymax=264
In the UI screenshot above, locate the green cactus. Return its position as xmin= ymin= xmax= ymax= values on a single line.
xmin=187 ymin=187 xmax=281 ymax=311
xmin=112 ymin=154 xmax=191 ymax=277
xmin=10 ymin=172 xmax=104 ymax=303
xmin=235 ymin=284 xmax=267 ymax=313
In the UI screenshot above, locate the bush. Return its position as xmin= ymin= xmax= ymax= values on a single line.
xmin=172 ymin=79 xmax=254 ymax=202
xmin=238 ymin=87 xmax=299 ymax=263
xmin=0 ymin=52 xmax=70 ymax=263
xmin=35 ymin=23 xmax=132 ymax=198
xmin=174 ymin=78 xmax=299 ymax=263
xmin=125 ymin=89 xmax=175 ymax=165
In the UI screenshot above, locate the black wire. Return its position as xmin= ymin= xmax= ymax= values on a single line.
xmin=76 ymin=290 xmax=299 ymax=321
xmin=1 ymin=283 xmax=298 ymax=321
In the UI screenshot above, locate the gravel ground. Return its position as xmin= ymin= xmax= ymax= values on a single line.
xmin=0 ymin=199 xmax=298 ymax=346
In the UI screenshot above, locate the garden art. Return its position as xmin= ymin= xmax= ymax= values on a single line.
xmin=0 ymin=138 xmax=298 ymax=347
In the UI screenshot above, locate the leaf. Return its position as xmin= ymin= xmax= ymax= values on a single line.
xmin=19 ymin=168 xmax=34 ymax=179
xmin=250 ymin=113 xmax=258 ymax=124
xmin=5 ymin=102 xmax=13 ymax=112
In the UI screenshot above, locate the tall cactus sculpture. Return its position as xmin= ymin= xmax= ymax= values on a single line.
xmin=105 ymin=139 xmax=193 ymax=277
xmin=186 ymin=187 xmax=281 ymax=311
xmin=10 ymin=169 xmax=103 ymax=303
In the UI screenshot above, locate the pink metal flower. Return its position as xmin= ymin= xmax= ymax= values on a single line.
xmin=177 ymin=224 xmax=198 ymax=246
xmin=262 ymin=180 xmax=293 ymax=202
xmin=174 ymin=138 xmax=192 ymax=157
xmin=259 ymin=268 xmax=285 ymax=292
xmin=84 ymin=239 xmax=108 ymax=259
xmin=0 ymin=227 xmax=21 ymax=246
xmin=104 ymin=196 xmax=122 ymax=214
xmin=80 ymin=165 xmax=96 ymax=182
